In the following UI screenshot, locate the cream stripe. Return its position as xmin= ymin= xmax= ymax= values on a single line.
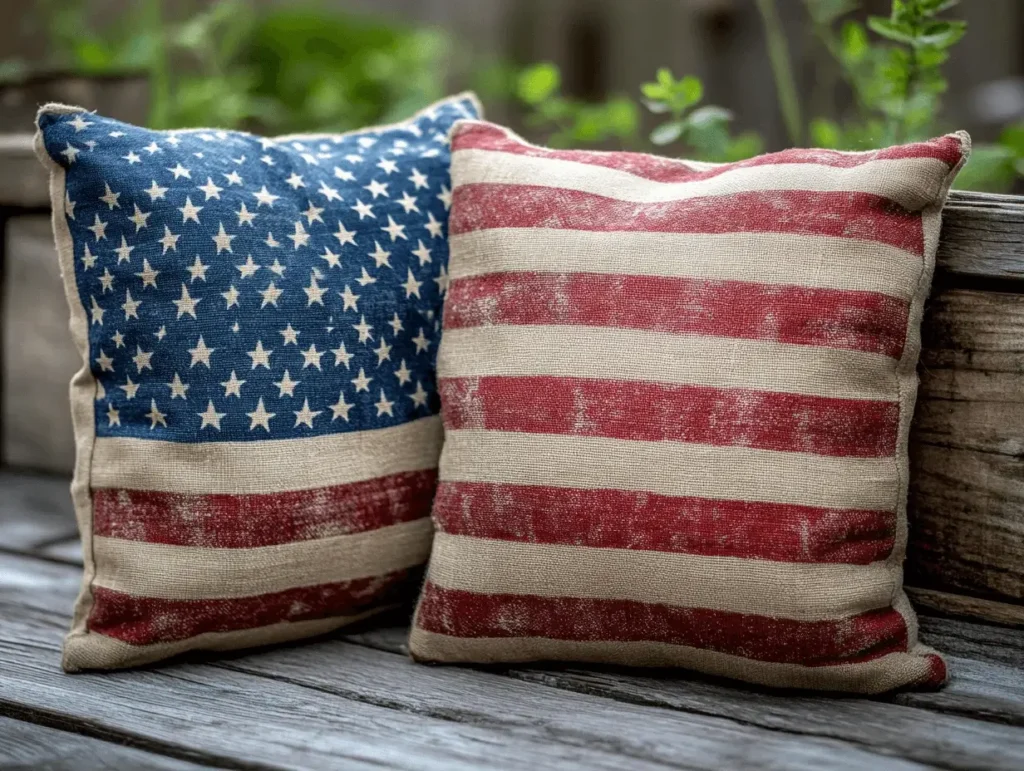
xmin=90 ymin=415 xmax=442 ymax=494
xmin=426 ymin=534 xmax=894 ymax=622
xmin=440 ymin=430 xmax=899 ymax=512
xmin=63 ymin=607 xmax=392 ymax=672
xmin=448 ymin=230 xmax=922 ymax=299
xmin=438 ymin=326 xmax=895 ymax=402
xmin=92 ymin=518 xmax=433 ymax=600
xmin=407 ymin=628 xmax=938 ymax=695
xmin=454 ymin=147 xmax=950 ymax=211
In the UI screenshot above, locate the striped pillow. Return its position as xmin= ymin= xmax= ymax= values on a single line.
xmin=35 ymin=93 xmax=480 ymax=671
xmin=409 ymin=120 xmax=970 ymax=693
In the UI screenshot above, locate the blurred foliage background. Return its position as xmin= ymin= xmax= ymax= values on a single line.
xmin=2 ymin=0 xmax=1022 ymax=191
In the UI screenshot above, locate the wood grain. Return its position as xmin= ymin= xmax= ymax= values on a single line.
xmin=0 ymin=716 xmax=212 ymax=771
xmin=908 ymin=288 xmax=1024 ymax=611
xmin=0 ymin=552 xmax=953 ymax=771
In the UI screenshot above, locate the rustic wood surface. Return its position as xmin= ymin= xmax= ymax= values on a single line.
xmin=0 ymin=472 xmax=1022 ymax=770
xmin=907 ymin=285 xmax=1024 ymax=614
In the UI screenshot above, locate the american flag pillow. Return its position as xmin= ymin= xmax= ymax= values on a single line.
xmin=409 ymin=120 xmax=970 ymax=693
xmin=35 ymin=93 xmax=480 ymax=671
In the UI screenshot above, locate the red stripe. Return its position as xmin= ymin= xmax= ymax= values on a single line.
xmin=416 ymin=582 xmax=909 ymax=666
xmin=446 ymin=272 xmax=910 ymax=358
xmin=449 ymin=185 xmax=924 ymax=255
xmin=93 ymin=470 xmax=438 ymax=548
xmin=433 ymin=481 xmax=896 ymax=564
xmin=88 ymin=569 xmax=416 ymax=646
xmin=440 ymin=376 xmax=899 ymax=458
xmin=453 ymin=122 xmax=964 ymax=183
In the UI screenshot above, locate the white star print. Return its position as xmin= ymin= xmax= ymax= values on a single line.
xmin=334 ymin=166 xmax=355 ymax=182
xmin=167 ymin=162 xmax=191 ymax=179
xmin=397 ymin=191 xmax=420 ymax=214
xmin=88 ymin=214 xmax=108 ymax=241
xmin=317 ymin=181 xmax=342 ymax=202
xmin=364 ymin=179 xmax=388 ymax=199
xmin=329 ymin=392 xmax=353 ymax=421
xmin=173 ymin=283 xmax=200 ymax=319
xmin=135 ymin=259 xmax=159 ymax=289
xmin=437 ymin=184 xmax=452 ymax=210
xmin=120 ymin=375 xmax=140 ymax=399
xmin=99 ymin=183 xmax=121 ymax=210
xmin=122 ymin=290 xmax=142 ymax=319
xmin=374 ymin=389 xmax=395 ymax=417
xmin=60 ymin=143 xmax=81 ymax=164
xmin=401 ymin=269 xmax=423 ymax=299
xmin=145 ymin=180 xmax=168 ymax=201
xmin=394 ymin=359 xmax=412 ymax=385
xmin=274 ymin=370 xmax=299 ymax=397
xmin=293 ymin=399 xmax=321 ymax=429
xmin=412 ymin=240 xmax=432 ymax=265
xmin=356 ymin=267 xmax=377 ymax=286
xmin=368 ymin=241 xmax=392 ymax=268
xmin=187 ymin=256 xmax=209 ymax=282
xmin=143 ymin=141 xmax=162 ymax=154
xmin=425 ymin=212 xmax=444 ymax=238
xmin=350 ymin=199 xmax=375 ymax=220
xmin=188 ymin=336 xmax=214 ymax=367
xmin=381 ymin=215 xmax=407 ymax=242
xmin=388 ymin=313 xmax=404 ymax=335
xmin=221 ymin=285 xmax=241 ymax=308
xmin=146 ymin=399 xmax=167 ymax=429
xmin=107 ymin=404 xmax=120 ymax=426
xmin=236 ymin=203 xmax=257 ymax=226
xmin=198 ymin=401 xmax=226 ymax=430
xmin=353 ymin=315 xmax=374 ymax=343
xmin=132 ymin=345 xmax=153 ymax=372
xmin=69 ymin=114 xmax=92 ymax=132
xmin=114 ymin=236 xmax=134 ymax=263
xmin=412 ymin=328 xmax=430 ymax=353
xmin=319 ymin=247 xmax=341 ymax=269
xmin=167 ymin=373 xmax=190 ymax=399
xmin=99 ymin=268 xmax=115 ymax=293
xmin=223 ymin=170 xmax=243 ymax=186
xmin=376 ymin=158 xmax=399 ymax=174
xmin=89 ymin=296 xmax=105 ymax=325
xmin=247 ymin=398 xmax=275 ymax=431
xmin=247 ymin=340 xmax=272 ymax=368
xmin=409 ymin=381 xmax=429 ymax=408
xmin=128 ymin=204 xmax=151 ymax=232
xmin=123 ymin=151 xmax=142 ymax=165
xmin=253 ymin=186 xmax=280 ymax=207
xmin=221 ymin=370 xmax=245 ymax=397
xmin=304 ymin=275 xmax=327 ymax=306
xmin=159 ymin=225 xmax=180 ymax=254
xmin=212 ymin=223 xmax=236 ymax=254
xmin=302 ymin=202 xmax=325 ymax=224
xmin=332 ymin=342 xmax=354 ymax=368
xmin=95 ymin=350 xmax=115 ymax=372
xmin=339 ymin=285 xmax=360 ymax=312
xmin=286 ymin=173 xmax=305 ymax=189
xmin=236 ymin=255 xmax=260 ymax=278
xmin=259 ymin=282 xmax=284 ymax=308
xmin=81 ymin=244 xmax=97 ymax=269
xmin=408 ymin=168 xmax=429 ymax=189
xmin=178 ymin=197 xmax=203 ymax=223
xmin=65 ymin=193 xmax=77 ymax=220
xmin=333 ymin=222 xmax=357 ymax=246
xmin=351 ymin=368 xmax=372 ymax=392
xmin=289 ymin=221 xmax=310 ymax=249
xmin=300 ymin=343 xmax=324 ymax=370
xmin=373 ymin=338 xmax=392 ymax=365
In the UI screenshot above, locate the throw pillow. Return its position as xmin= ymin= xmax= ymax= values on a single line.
xmin=35 ymin=93 xmax=480 ymax=671
xmin=409 ymin=119 xmax=969 ymax=693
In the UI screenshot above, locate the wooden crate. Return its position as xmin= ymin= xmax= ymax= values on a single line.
xmin=1 ymin=138 xmax=1022 ymax=628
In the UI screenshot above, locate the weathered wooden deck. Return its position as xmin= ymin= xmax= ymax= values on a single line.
xmin=0 ymin=471 xmax=1022 ymax=770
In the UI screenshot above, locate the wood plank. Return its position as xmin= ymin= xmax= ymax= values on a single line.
xmin=908 ymin=588 xmax=1024 ymax=629
xmin=0 ymin=549 xmax=1001 ymax=771
xmin=908 ymin=288 xmax=1024 ymax=613
xmin=0 ymin=471 xmax=77 ymax=551
xmin=3 ymin=551 xmax=953 ymax=771
xmin=0 ymin=716 xmax=212 ymax=771
xmin=2 ymin=216 xmax=79 ymax=473
xmin=939 ymin=192 xmax=1024 ymax=282
xmin=232 ymin=628 xmax=1024 ymax=771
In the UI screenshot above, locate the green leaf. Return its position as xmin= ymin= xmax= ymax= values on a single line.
xmin=650 ymin=120 xmax=685 ymax=146
xmin=999 ymin=123 xmax=1024 ymax=156
xmin=657 ymin=67 xmax=675 ymax=87
xmin=916 ymin=20 xmax=966 ymax=48
xmin=809 ymin=118 xmax=842 ymax=148
xmin=643 ymin=99 xmax=671 ymax=114
xmin=724 ymin=131 xmax=764 ymax=162
xmin=841 ymin=21 xmax=869 ymax=63
xmin=951 ymin=143 xmax=1016 ymax=192
xmin=678 ymin=75 xmax=703 ymax=107
xmin=517 ymin=62 xmax=560 ymax=105
xmin=867 ymin=16 xmax=916 ymax=44
xmin=920 ymin=0 xmax=960 ymax=13
xmin=687 ymin=105 xmax=732 ymax=127
xmin=605 ymin=97 xmax=640 ymax=137
xmin=641 ymin=82 xmax=669 ymax=101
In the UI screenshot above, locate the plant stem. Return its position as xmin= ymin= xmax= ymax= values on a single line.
xmin=755 ymin=0 xmax=803 ymax=146
xmin=145 ymin=0 xmax=171 ymax=129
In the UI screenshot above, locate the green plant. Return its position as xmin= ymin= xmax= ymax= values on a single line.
xmin=516 ymin=63 xmax=638 ymax=148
